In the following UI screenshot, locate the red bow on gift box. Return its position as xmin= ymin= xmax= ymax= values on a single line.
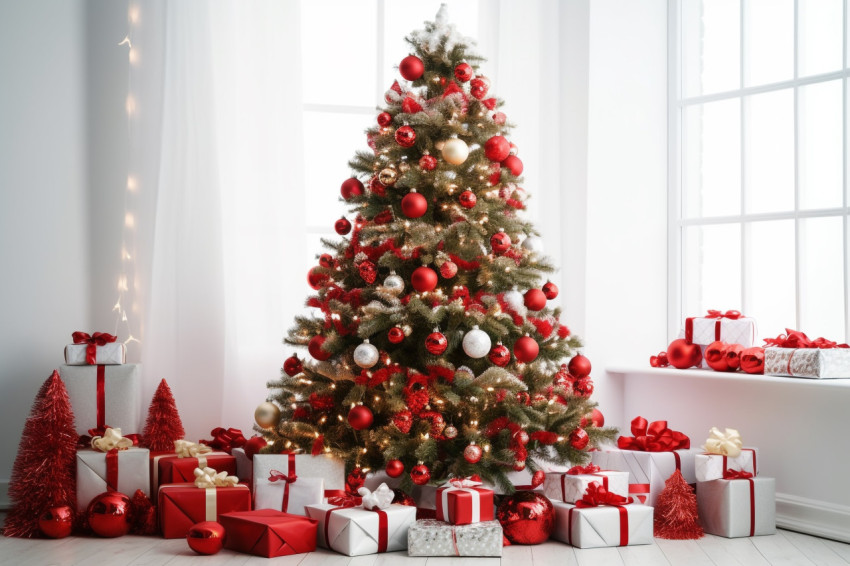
xmin=723 ymin=469 xmax=754 ymax=480
xmin=763 ymin=328 xmax=849 ymax=349
xmin=72 ymin=331 xmax=118 ymax=364
xmin=200 ymin=427 xmax=246 ymax=454
xmin=575 ymin=481 xmax=633 ymax=508
xmin=705 ymin=310 xmax=742 ymax=320
xmin=617 ymin=416 xmax=690 ymax=452
xmin=566 ymin=463 xmax=601 ymax=475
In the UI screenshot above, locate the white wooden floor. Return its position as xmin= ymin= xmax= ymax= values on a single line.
xmin=1 ymin=528 xmax=849 ymax=566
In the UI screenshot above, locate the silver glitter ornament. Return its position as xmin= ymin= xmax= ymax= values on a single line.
xmin=383 ymin=271 xmax=405 ymax=296
xmin=353 ymin=339 xmax=379 ymax=368
xmin=462 ymin=326 xmax=492 ymax=359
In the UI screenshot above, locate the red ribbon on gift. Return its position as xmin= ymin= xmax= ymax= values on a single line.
xmin=723 ymin=471 xmax=756 ymax=536
xmin=323 ymin=505 xmax=388 ymax=553
xmin=763 ymin=328 xmax=849 ymax=349
xmin=570 ymin=482 xmax=633 ymax=546
xmin=267 ymin=454 xmax=297 ymax=512
xmin=705 ymin=309 xmax=742 ymax=320
xmin=617 ymin=416 xmax=690 ymax=452
xmin=72 ymin=331 xmax=118 ymax=365
xmin=567 ymin=463 xmax=601 ymax=475
xmin=324 ymin=492 xmax=361 ymax=507
xmin=106 ymin=448 xmax=119 ymax=491
xmin=200 ymin=427 xmax=247 ymax=454
xmin=684 ymin=310 xmax=745 ymax=344
xmin=723 ymin=469 xmax=753 ymax=480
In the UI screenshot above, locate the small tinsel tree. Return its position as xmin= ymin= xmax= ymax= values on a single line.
xmin=654 ymin=469 xmax=704 ymax=539
xmin=4 ymin=371 xmax=78 ymax=537
xmin=141 ymin=379 xmax=185 ymax=452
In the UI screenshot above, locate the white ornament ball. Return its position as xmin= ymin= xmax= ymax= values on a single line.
xmin=522 ymin=236 xmax=544 ymax=254
xmin=353 ymin=340 xmax=379 ymax=368
xmin=444 ymin=425 xmax=458 ymax=439
xmin=383 ymin=272 xmax=404 ymax=296
xmin=441 ymin=138 xmax=470 ymax=165
xmin=503 ymin=288 xmax=525 ymax=311
xmin=462 ymin=326 xmax=492 ymax=359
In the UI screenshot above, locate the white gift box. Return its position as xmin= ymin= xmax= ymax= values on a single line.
xmin=543 ymin=470 xmax=630 ymax=504
xmin=679 ymin=314 xmax=757 ymax=368
xmin=407 ymin=519 xmax=503 ymax=556
xmin=64 ymin=342 xmax=126 ymax=365
xmin=695 ymin=448 xmax=759 ymax=482
xmin=591 ymin=448 xmax=700 ymax=506
xmin=76 ymin=447 xmax=150 ymax=511
xmin=60 ymin=364 xmax=141 ymax=436
xmin=233 ymin=447 xmax=252 ymax=483
xmin=253 ymin=454 xmax=344 ymax=516
xmin=551 ymin=500 xmax=654 ymax=548
xmin=696 ymin=477 xmax=776 ymax=537
xmin=764 ymin=347 xmax=850 ymax=379
xmin=306 ymin=502 xmax=416 ymax=556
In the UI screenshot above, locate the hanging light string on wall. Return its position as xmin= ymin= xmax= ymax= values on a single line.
xmin=114 ymin=1 xmax=140 ymax=349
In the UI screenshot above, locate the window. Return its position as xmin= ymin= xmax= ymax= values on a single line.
xmin=670 ymin=0 xmax=849 ymax=342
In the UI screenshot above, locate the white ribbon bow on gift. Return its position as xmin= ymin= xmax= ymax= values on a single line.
xmin=703 ymin=427 xmax=743 ymax=458
xmin=193 ymin=466 xmax=239 ymax=488
xmin=174 ymin=439 xmax=213 ymax=458
xmin=91 ymin=427 xmax=134 ymax=452
xmin=446 ymin=477 xmax=483 ymax=489
xmin=358 ymin=482 xmax=394 ymax=511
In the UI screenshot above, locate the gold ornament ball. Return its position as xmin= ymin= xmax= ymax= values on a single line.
xmin=254 ymin=402 xmax=281 ymax=429
xmin=378 ymin=167 xmax=398 ymax=186
xmin=441 ymin=138 xmax=469 ymax=165
xmin=398 ymin=161 xmax=410 ymax=173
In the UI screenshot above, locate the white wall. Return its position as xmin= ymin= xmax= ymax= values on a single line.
xmin=0 ymin=0 xmax=90 ymax=505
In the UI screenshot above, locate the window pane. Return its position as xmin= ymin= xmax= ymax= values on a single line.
xmin=683 ymin=224 xmax=742 ymax=316
xmin=383 ymin=0 xmax=480 ymax=87
xmin=303 ymin=111 xmax=373 ymax=226
xmin=301 ymin=1 xmax=377 ymax=106
xmin=744 ymin=0 xmax=794 ymax=87
xmin=684 ymin=99 xmax=741 ymax=218
xmin=799 ymin=217 xmax=845 ymax=340
xmin=682 ymin=0 xmax=740 ymax=97
xmin=799 ymin=80 xmax=843 ymax=210
xmin=745 ymin=89 xmax=794 ymax=213
xmin=799 ymin=0 xmax=843 ymax=77
xmin=747 ymin=220 xmax=796 ymax=337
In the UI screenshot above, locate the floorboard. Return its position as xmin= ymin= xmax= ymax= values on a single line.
xmin=750 ymin=532 xmax=818 ymax=566
xmin=654 ymin=539 xmax=714 ymax=566
xmin=781 ymin=529 xmax=850 ymax=566
xmin=618 ymin=542 xmax=672 ymax=566
xmin=695 ymin=534 xmax=772 ymax=566
xmin=574 ymin=546 xmax=624 ymax=566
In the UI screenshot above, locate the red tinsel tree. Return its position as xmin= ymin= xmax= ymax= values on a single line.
xmin=141 ymin=379 xmax=185 ymax=452
xmin=654 ymin=469 xmax=704 ymax=539
xmin=4 ymin=370 xmax=78 ymax=537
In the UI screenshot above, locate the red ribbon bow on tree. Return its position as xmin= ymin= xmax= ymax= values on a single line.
xmin=200 ymin=427 xmax=246 ymax=454
xmin=723 ymin=469 xmax=754 ymax=480
xmin=705 ymin=310 xmax=742 ymax=320
xmin=617 ymin=416 xmax=690 ymax=452
xmin=72 ymin=331 xmax=118 ymax=364
xmin=763 ymin=328 xmax=849 ymax=349
xmin=575 ymin=481 xmax=634 ymax=508
xmin=566 ymin=463 xmax=601 ymax=475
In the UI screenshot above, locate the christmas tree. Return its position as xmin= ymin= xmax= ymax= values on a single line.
xmin=4 ymin=371 xmax=78 ymax=537
xmin=654 ymin=470 xmax=704 ymax=539
xmin=141 ymin=379 xmax=185 ymax=452
xmin=257 ymin=6 xmax=616 ymax=493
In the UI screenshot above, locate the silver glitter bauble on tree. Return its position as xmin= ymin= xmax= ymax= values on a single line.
xmin=354 ymin=339 xmax=380 ymax=368
xmin=383 ymin=271 xmax=405 ymax=296
xmin=462 ymin=325 xmax=492 ymax=358
xmin=522 ymin=235 xmax=544 ymax=254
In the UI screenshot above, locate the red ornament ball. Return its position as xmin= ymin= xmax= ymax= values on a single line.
xmin=705 ymin=341 xmax=733 ymax=372
xmin=440 ymin=261 xmax=458 ymax=279
xmin=497 ymin=491 xmax=555 ymax=545
xmin=334 ymin=217 xmax=351 ymax=235
xmin=346 ymin=468 xmax=367 ymax=496
xmin=485 ymin=135 xmax=511 ymax=162
xmin=463 ymin=443 xmax=483 ymax=464
xmin=524 ymin=289 xmax=547 ymax=311
xmin=283 ymin=355 xmax=302 ymax=377
xmin=243 ymin=435 xmax=267 ymax=459
xmin=187 ymin=521 xmax=225 ymax=555
xmin=667 ymin=339 xmax=703 ymax=369
xmin=38 ymin=505 xmax=73 ymax=539
xmin=454 ymin=62 xmax=473 ymax=82
xmin=513 ymin=430 xmax=530 ymax=446
xmin=419 ymin=153 xmax=437 ymax=170
xmin=307 ymin=266 xmax=329 ymax=290
xmin=340 ymin=177 xmax=364 ymax=200
xmin=502 ymin=155 xmax=524 ymax=176
xmin=87 ymin=491 xmax=132 ymax=538
xmin=650 ymin=352 xmax=669 ymax=367
xmin=514 ymin=336 xmax=539 ymax=363
xmin=411 ymin=266 xmax=438 ymax=293
xmin=377 ymin=112 xmax=392 ymax=127
xmin=399 ymin=55 xmax=424 ymax=81
xmin=470 ymin=76 xmax=490 ymax=99
xmin=369 ymin=176 xmax=387 ymax=196
xmin=569 ymin=428 xmax=590 ymax=450
xmin=388 ymin=327 xmax=405 ymax=344
xmin=542 ymin=281 xmax=559 ymax=300
xmin=488 ymin=343 xmax=511 ymax=367
xmin=392 ymin=489 xmax=416 ymax=506
xmin=531 ymin=470 xmax=546 ymax=488
xmin=395 ymin=125 xmax=416 ymax=147
xmin=308 ymin=335 xmax=332 ymax=361
xmin=347 ymin=405 xmax=374 ymax=430
xmin=386 ymin=459 xmax=405 ymax=478
xmin=425 ymin=331 xmax=448 ymax=355
xmin=401 ymin=191 xmax=428 ymax=218
xmin=493 ymin=112 xmax=507 ymax=125
xmin=740 ymin=347 xmax=765 ymax=374
xmin=319 ymin=253 xmax=334 ymax=268
xmin=411 ymin=463 xmax=431 ymax=485
xmin=574 ymin=377 xmax=594 ymax=397
xmin=458 ymin=189 xmax=477 ymax=209
xmin=568 ymin=354 xmax=592 ymax=378
xmin=725 ymin=343 xmax=745 ymax=370
xmin=591 ymin=408 xmax=605 ymax=427
xmin=490 ymin=231 xmax=512 ymax=254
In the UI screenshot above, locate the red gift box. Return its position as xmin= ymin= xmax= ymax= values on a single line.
xmin=219 ymin=510 xmax=318 ymax=557
xmin=435 ymin=479 xmax=494 ymax=525
xmin=156 ymin=452 xmax=236 ymax=488
xmin=158 ymin=483 xmax=251 ymax=538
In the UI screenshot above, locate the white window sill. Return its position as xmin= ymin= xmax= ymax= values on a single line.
xmin=606 ymin=365 xmax=850 ymax=390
